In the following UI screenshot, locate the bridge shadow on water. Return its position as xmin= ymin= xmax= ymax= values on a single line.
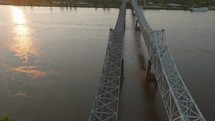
xmin=132 ymin=15 xmax=162 ymax=121
xmin=119 ymin=10 xmax=167 ymax=121
xmin=134 ymin=31 xmax=162 ymax=121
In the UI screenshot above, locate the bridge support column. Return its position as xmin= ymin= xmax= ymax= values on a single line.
xmin=132 ymin=9 xmax=135 ymax=16
xmin=146 ymin=60 xmax=155 ymax=81
xmin=120 ymin=58 xmax=124 ymax=81
xmin=124 ymin=19 xmax=126 ymax=29
xmin=146 ymin=60 xmax=152 ymax=80
xmin=135 ymin=19 xmax=139 ymax=30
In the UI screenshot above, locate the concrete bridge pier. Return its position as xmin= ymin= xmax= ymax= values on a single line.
xmin=121 ymin=58 xmax=124 ymax=81
xmin=132 ymin=9 xmax=135 ymax=16
xmin=124 ymin=19 xmax=126 ymax=29
xmin=146 ymin=60 xmax=152 ymax=80
xmin=135 ymin=18 xmax=139 ymax=30
xmin=145 ymin=60 xmax=155 ymax=81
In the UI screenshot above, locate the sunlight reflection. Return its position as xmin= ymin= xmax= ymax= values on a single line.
xmin=10 ymin=35 xmax=39 ymax=63
xmin=12 ymin=7 xmax=26 ymax=25
xmin=10 ymin=66 xmax=46 ymax=79
xmin=10 ymin=7 xmax=45 ymax=78
xmin=15 ymin=25 xmax=30 ymax=36
xmin=5 ymin=89 xmax=29 ymax=97
xmin=11 ymin=7 xmax=39 ymax=63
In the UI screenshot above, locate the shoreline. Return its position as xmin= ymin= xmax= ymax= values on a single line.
xmin=0 ymin=2 xmax=214 ymax=11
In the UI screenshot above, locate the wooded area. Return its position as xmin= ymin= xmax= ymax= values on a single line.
xmin=10 ymin=0 xmax=215 ymax=6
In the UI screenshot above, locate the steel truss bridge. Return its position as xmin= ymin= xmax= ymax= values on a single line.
xmin=88 ymin=0 xmax=206 ymax=121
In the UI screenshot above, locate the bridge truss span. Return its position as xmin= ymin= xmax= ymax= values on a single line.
xmin=131 ymin=0 xmax=206 ymax=121
xmin=88 ymin=0 xmax=126 ymax=121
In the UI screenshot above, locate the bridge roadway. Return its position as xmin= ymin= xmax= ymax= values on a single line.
xmin=88 ymin=0 xmax=206 ymax=120
xmin=88 ymin=0 xmax=126 ymax=121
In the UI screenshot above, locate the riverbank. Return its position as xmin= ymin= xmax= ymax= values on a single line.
xmin=0 ymin=2 xmax=214 ymax=10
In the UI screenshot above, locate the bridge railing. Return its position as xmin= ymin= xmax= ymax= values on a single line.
xmin=131 ymin=0 xmax=206 ymax=120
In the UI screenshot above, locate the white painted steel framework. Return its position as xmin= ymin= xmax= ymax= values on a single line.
xmin=88 ymin=0 xmax=126 ymax=121
xmin=131 ymin=0 xmax=206 ymax=121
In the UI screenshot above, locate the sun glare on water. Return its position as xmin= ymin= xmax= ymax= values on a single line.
xmin=9 ymin=7 xmax=46 ymax=78
xmin=11 ymin=6 xmax=33 ymax=62
xmin=12 ymin=7 xmax=26 ymax=25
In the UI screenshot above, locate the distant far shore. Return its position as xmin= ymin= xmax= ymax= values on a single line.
xmin=0 ymin=2 xmax=214 ymax=11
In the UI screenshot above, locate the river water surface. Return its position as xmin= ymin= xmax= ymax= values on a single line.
xmin=0 ymin=5 xmax=214 ymax=121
